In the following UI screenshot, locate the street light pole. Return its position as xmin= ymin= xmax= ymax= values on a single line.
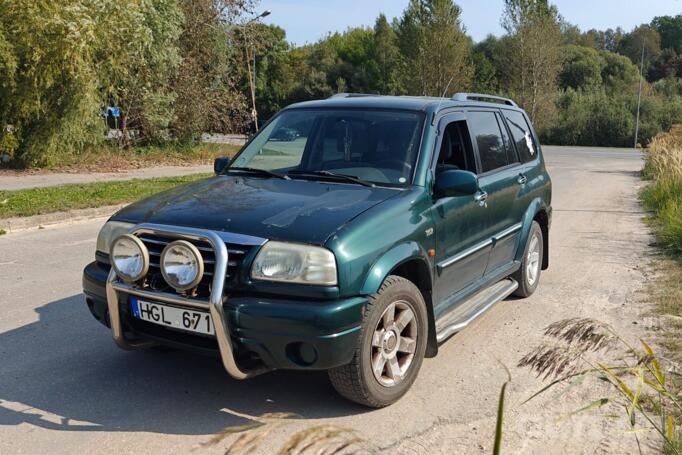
xmin=634 ymin=42 xmax=645 ymax=149
xmin=243 ymin=10 xmax=271 ymax=133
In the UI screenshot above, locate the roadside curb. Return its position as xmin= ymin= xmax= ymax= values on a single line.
xmin=1 ymin=204 xmax=124 ymax=233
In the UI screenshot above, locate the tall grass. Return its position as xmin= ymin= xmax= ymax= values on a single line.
xmin=643 ymin=125 xmax=682 ymax=180
xmin=642 ymin=125 xmax=682 ymax=256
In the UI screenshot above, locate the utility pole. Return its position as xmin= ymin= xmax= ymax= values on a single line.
xmin=634 ymin=42 xmax=645 ymax=149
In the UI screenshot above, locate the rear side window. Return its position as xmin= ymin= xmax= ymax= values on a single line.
xmin=503 ymin=110 xmax=537 ymax=163
xmin=467 ymin=111 xmax=507 ymax=173
xmin=496 ymin=112 xmax=519 ymax=165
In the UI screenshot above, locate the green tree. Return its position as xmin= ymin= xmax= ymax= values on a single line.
xmin=396 ymin=0 xmax=472 ymax=96
xmin=1 ymin=1 xmax=121 ymax=164
xmin=618 ymin=24 xmax=662 ymax=68
xmin=559 ymin=45 xmax=604 ymax=90
xmin=102 ymin=0 xmax=184 ymax=146
xmin=501 ymin=0 xmax=562 ymax=131
xmin=648 ymin=48 xmax=682 ymax=80
xmin=330 ymin=27 xmax=377 ymax=93
xmin=471 ymin=52 xmax=498 ymax=93
xmin=599 ymin=50 xmax=639 ymax=92
xmin=373 ymin=14 xmax=403 ymax=95
xmin=172 ymin=0 xmax=251 ymax=139
xmin=651 ymin=15 xmax=682 ymax=53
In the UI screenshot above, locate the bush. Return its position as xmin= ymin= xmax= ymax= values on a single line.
xmin=544 ymin=89 xmax=633 ymax=146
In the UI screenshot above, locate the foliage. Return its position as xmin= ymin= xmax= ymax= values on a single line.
xmin=0 ymin=0 xmax=112 ymax=166
xmin=652 ymin=15 xmax=682 ymax=54
xmin=559 ymin=45 xmax=604 ymax=90
xmin=396 ymin=0 xmax=472 ymax=96
xmin=2 ymin=2 xmax=682 ymax=168
xmin=170 ymin=0 xmax=250 ymax=141
xmin=501 ymin=0 xmax=562 ymax=132
xmin=373 ymin=14 xmax=404 ymax=95
xmin=0 ymin=0 xmax=252 ymax=167
xmin=545 ymin=89 xmax=633 ymax=146
xmin=618 ymin=24 xmax=662 ymax=69
xmin=520 ymin=318 xmax=681 ymax=454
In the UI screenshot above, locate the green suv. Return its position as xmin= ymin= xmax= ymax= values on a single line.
xmin=83 ymin=93 xmax=552 ymax=407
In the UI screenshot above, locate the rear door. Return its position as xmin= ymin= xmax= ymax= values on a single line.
xmin=466 ymin=110 xmax=526 ymax=274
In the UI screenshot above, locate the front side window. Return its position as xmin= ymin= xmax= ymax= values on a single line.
xmin=467 ymin=111 xmax=507 ymax=173
xmin=503 ymin=110 xmax=537 ymax=163
xmin=436 ymin=120 xmax=477 ymax=174
xmin=230 ymin=109 xmax=424 ymax=186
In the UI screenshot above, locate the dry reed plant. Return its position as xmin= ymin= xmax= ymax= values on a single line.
xmin=520 ymin=318 xmax=681 ymax=455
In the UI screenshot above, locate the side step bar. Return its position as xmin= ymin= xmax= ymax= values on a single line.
xmin=436 ymin=278 xmax=518 ymax=343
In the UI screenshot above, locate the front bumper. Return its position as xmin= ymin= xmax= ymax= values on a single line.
xmin=83 ymin=260 xmax=365 ymax=373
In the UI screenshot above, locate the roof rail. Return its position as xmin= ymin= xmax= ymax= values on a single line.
xmin=452 ymin=92 xmax=517 ymax=107
xmin=329 ymin=93 xmax=380 ymax=99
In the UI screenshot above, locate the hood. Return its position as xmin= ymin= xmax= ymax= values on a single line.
xmin=112 ymin=175 xmax=399 ymax=244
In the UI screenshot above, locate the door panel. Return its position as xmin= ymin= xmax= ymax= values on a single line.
xmin=432 ymin=197 xmax=492 ymax=310
xmin=478 ymin=166 xmax=524 ymax=273
xmin=430 ymin=113 xmax=490 ymax=312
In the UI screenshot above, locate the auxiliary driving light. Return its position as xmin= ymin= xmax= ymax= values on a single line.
xmin=160 ymin=240 xmax=204 ymax=291
xmin=110 ymin=234 xmax=149 ymax=282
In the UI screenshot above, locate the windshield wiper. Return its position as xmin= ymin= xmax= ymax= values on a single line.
xmin=223 ymin=167 xmax=290 ymax=180
xmin=288 ymin=170 xmax=375 ymax=187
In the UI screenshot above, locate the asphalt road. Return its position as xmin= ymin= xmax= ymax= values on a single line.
xmin=0 ymin=146 xmax=653 ymax=454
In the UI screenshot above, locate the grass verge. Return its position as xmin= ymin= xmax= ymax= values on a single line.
xmin=0 ymin=174 xmax=210 ymax=219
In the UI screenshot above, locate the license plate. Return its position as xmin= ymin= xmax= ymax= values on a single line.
xmin=130 ymin=298 xmax=215 ymax=336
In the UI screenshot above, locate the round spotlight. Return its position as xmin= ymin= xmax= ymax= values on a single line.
xmin=160 ymin=240 xmax=204 ymax=291
xmin=110 ymin=234 xmax=149 ymax=282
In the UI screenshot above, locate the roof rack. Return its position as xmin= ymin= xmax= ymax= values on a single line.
xmin=329 ymin=93 xmax=380 ymax=99
xmin=452 ymin=92 xmax=517 ymax=107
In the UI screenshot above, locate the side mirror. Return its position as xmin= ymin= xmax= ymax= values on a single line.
xmin=434 ymin=169 xmax=479 ymax=198
xmin=214 ymin=157 xmax=230 ymax=175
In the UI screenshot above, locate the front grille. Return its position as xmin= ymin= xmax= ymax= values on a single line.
xmin=135 ymin=232 xmax=251 ymax=297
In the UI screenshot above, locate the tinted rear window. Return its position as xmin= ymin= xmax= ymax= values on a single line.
xmin=503 ymin=110 xmax=537 ymax=163
xmin=468 ymin=111 xmax=507 ymax=173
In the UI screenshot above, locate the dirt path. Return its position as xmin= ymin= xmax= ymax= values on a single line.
xmin=0 ymin=146 xmax=656 ymax=454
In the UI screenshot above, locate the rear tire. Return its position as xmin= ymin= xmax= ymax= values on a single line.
xmin=512 ymin=221 xmax=543 ymax=298
xmin=328 ymin=275 xmax=428 ymax=408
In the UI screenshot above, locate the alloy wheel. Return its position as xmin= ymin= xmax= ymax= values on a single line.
xmin=526 ymin=234 xmax=541 ymax=286
xmin=371 ymin=300 xmax=418 ymax=387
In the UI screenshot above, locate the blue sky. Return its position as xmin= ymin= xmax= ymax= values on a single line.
xmin=258 ymin=0 xmax=682 ymax=44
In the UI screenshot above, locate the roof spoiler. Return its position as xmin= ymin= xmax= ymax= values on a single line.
xmin=452 ymin=92 xmax=517 ymax=107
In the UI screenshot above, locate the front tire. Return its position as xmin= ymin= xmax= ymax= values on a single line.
xmin=328 ymin=275 xmax=428 ymax=408
xmin=512 ymin=221 xmax=543 ymax=298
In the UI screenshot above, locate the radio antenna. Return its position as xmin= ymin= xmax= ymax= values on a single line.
xmin=433 ymin=76 xmax=455 ymax=125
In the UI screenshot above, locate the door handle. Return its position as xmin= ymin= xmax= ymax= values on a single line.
xmin=474 ymin=191 xmax=488 ymax=207
xmin=517 ymin=174 xmax=528 ymax=185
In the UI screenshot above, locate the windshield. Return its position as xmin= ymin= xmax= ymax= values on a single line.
xmin=230 ymin=109 xmax=424 ymax=187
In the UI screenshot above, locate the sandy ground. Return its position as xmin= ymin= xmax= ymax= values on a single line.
xmin=0 ymin=146 xmax=660 ymax=454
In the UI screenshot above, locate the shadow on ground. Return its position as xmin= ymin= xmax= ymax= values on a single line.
xmin=0 ymin=295 xmax=365 ymax=435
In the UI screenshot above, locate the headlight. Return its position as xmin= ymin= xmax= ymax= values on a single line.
xmin=97 ymin=221 xmax=135 ymax=254
xmin=161 ymin=240 xmax=204 ymax=291
xmin=110 ymin=234 xmax=149 ymax=282
xmin=251 ymin=241 xmax=337 ymax=286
